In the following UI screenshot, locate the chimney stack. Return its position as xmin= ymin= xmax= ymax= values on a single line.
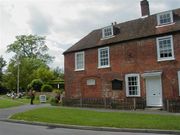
xmin=140 ymin=0 xmax=150 ymax=17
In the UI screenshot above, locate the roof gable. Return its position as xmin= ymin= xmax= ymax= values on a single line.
xmin=64 ymin=8 xmax=180 ymax=54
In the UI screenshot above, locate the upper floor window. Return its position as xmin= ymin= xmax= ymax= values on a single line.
xmin=102 ymin=26 xmax=114 ymax=39
xmin=125 ymin=74 xmax=140 ymax=97
xmin=156 ymin=35 xmax=175 ymax=61
xmin=75 ymin=51 xmax=84 ymax=71
xmin=157 ymin=11 xmax=173 ymax=26
xmin=98 ymin=47 xmax=110 ymax=68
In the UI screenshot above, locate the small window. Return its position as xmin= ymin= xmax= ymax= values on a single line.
xmin=75 ymin=51 xmax=84 ymax=71
xmin=156 ymin=35 xmax=175 ymax=61
xmin=87 ymin=79 xmax=96 ymax=86
xmin=178 ymin=71 xmax=180 ymax=96
xmin=112 ymin=79 xmax=123 ymax=90
xmin=102 ymin=26 xmax=113 ymax=39
xmin=125 ymin=74 xmax=140 ymax=97
xmin=157 ymin=11 xmax=173 ymax=26
xmin=98 ymin=47 xmax=110 ymax=68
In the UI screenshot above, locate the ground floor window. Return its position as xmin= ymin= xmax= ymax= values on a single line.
xmin=125 ymin=74 xmax=140 ymax=97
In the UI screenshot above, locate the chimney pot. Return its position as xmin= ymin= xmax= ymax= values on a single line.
xmin=140 ymin=0 xmax=150 ymax=16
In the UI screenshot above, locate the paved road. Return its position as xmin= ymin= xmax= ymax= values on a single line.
xmin=0 ymin=104 xmax=50 ymax=120
xmin=0 ymin=121 xmax=171 ymax=135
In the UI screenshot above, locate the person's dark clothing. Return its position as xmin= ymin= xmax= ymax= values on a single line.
xmin=29 ymin=90 xmax=35 ymax=105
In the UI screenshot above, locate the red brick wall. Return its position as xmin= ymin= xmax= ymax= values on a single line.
xmin=64 ymin=33 xmax=180 ymax=100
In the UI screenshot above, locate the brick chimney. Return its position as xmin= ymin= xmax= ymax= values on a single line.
xmin=140 ymin=0 xmax=150 ymax=17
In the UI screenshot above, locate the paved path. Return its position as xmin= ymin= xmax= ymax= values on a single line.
xmin=0 ymin=104 xmax=50 ymax=120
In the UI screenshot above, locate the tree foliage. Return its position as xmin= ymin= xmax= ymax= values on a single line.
xmin=3 ymin=34 xmax=64 ymax=92
xmin=0 ymin=56 xmax=6 ymax=81
xmin=33 ymin=67 xmax=54 ymax=83
xmin=30 ymin=79 xmax=43 ymax=92
xmin=41 ymin=84 xmax=53 ymax=92
xmin=6 ymin=35 xmax=54 ymax=63
xmin=3 ymin=57 xmax=48 ymax=91
xmin=53 ymin=67 xmax=64 ymax=80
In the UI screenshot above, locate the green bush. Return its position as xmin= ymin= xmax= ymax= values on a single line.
xmin=30 ymin=79 xmax=43 ymax=92
xmin=50 ymin=97 xmax=58 ymax=106
xmin=41 ymin=84 xmax=53 ymax=92
xmin=52 ymin=89 xmax=61 ymax=94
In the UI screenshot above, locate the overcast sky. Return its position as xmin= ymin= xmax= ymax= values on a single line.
xmin=0 ymin=0 xmax=180 ymax=69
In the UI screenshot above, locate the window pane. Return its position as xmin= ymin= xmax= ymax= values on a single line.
xmin=126 ymin=75 xmax=139 ymax=96
xmin=159 ymin=12 xmax=172 ymax=25
xmin=99 ymin=47 xmax=109 ymax=67
xmin=76 ymin=52 xmax=84 ymax=70
xmin=158 ymin=37 xmax=173 ymax=59
xmin=103 ymin=26 xmax=113 ymax=38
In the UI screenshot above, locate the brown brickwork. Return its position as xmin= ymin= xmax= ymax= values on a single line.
xmin=64 ymin=33 xmax=180 ymax=103
xmin=64 ymin=7 xmax=180 ymax=109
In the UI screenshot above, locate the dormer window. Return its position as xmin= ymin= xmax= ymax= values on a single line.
xmin=157 ymin=11 xmax=173 ymax=26
xmin=102 ymin=26 xmax=114 ymax=39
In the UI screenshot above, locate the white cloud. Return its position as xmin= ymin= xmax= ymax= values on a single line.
xmin=0 ymin=0 xmax=179 ymax=69
xmin=28 ymin=5 xmax=53 ymax=35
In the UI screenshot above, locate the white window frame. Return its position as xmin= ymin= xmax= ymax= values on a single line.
xmin=98 ymin=47 xmax=110 ymax=68
xmin=157 ymin=11 xmax=173 ymax=26
xmin=102 ymin=26 xmax=114 ymax=39
xmin=156 ymin=35 xmax=175 ymax=62
xmin=75 ymin=51 xmax=85 ymax=71
xmin=125 ymin=74 xmax=141 ymax=97
xmin=178 ymin=71 xmax=180 ymax=96
xmin=87 ymin=79 xmax=96 ymax=86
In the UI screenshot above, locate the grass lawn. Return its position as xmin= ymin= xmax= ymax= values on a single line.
xmin=10 ymin=107 xmax=180 ymax=130
xmin=0 ymin=98 xmax=24 ymax=108
xmin=0 ymin=96 xmax=41 ymax=108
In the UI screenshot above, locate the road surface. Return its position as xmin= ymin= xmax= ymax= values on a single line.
xmin=0 ymin=121 xmax=171 ymax=135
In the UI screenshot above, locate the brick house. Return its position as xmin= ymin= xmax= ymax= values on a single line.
xmin=63 ymin=0 xmax=180 ymax=109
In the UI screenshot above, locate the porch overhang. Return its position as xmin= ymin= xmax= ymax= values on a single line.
xmin=141 ymin=71 xmax=162 ymax=78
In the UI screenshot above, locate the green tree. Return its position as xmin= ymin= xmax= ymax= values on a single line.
xmin=3 ymin=58 xmax=48 ymax=91
xmin=0 ymin=56 xmax=6 ymax=81
xmin=41 ymin=84 xmax=53 ymax=92
xmin=6 ymin=34 xmax=54 ymax=63
xmin=30 ymin=79 xmax=43 ymax=92
xmin=53 ymin=67 xmax=64 ymax=80
xmin=33 ymin=67 xmax=54 ymax=83
xmin=4 ymin=34 xmax=55 ymax=92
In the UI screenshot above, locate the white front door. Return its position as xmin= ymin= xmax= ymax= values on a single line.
xmin=146 ymin=76 xmax=163 ymax=107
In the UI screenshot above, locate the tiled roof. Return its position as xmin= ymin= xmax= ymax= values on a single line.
xmin=64 ymin=8 xmax=180 ymax=54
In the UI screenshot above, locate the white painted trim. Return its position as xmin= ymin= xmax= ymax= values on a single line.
xmin=98 ymin=47 xmax=110 ymax=68
xmin=178 ymin=71 xmax=180 ymax=96
xmin=142 ymin=72 xmax=162 ymax=78
xmin=75 ymin=51 xmax=85 ymax=71
xmin=157 ymin=10 xmax=173 ymax=26
xmin=98 ymin=65 xmax=110 ymax=69
xmin=125 ymin=74 xmax=141 ymax=97
xmin=145 ymin=76 xmax=163 ymax=107
xmin=102 ymin=25 xmax=114 ymax=39
xmin=156 ymin=35 xmax=175 ymax=62
xmin=156 ymin=22 xmax=175 ymax=28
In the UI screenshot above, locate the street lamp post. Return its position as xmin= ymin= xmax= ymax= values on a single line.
xmin=17 ymin=54 xmax=20 ymax=94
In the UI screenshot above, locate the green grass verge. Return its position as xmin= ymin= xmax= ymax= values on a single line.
xmin=0 ymin=98 xmax=24 ymax=108
xmin=10 ymin=107 xmax=180 ymax=130
xmin=0 ymin=96 xmax=41 ymax=108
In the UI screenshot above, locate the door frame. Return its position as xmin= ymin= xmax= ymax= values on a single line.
xmin=142 ymin=72 xmax=163 ymax=107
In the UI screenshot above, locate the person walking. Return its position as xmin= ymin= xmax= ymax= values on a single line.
xmin=29 ymin=90 xmax=35 ymax=105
